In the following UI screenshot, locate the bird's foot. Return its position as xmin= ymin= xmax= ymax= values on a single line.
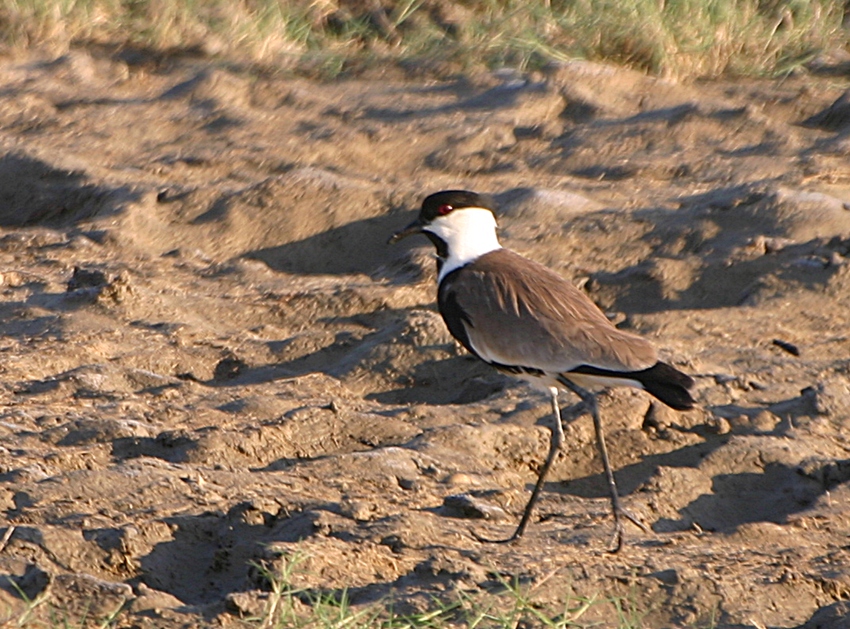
xmin=620 ymin=507 xmax=649 ymax=533
xmin=606 ymin=506 xmax=649 ymax=554
xmin=607 ymin=521 xmax=625 ymax=554
xmin=469 ymin=527 xmax=523 ymax=545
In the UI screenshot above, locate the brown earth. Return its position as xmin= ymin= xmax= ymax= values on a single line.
xmin=1 ymin=48 xmax=850 ymax=628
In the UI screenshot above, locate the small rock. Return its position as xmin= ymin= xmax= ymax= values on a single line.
xmin=800 ymin=600 xmax=850 ymax=629
xmin=0 ymin=271 xmax=28 ymax=287
xmin=214 ymin=355 xmax=247 ymax=381
xmin=125 ymin=368 xmax=180 ymax=391
xmin=341 ymin=500 xmax=375 ymax=522
xmin=642 ymin=401 xmax=680 ymax=434
xmin=751 ymin=235 xmax=795 ymax=254
xmin=772 ymin=338 xmax=800 ymax=356
xmin=728 ymin=411 xmax=780 ymax=435
xmin=444 ymin=472 xmax=473 ymax=487
xmin=441 ymin=494 xmax=506 ymax=520
xmin=46 ymin=417 xmax=151 ymax=446
xmin=380 ymin=534 xmax=405 ymax=552
xmin=414 ymin=551 xmax=488 ymax=583
xmin=67 ymin=266 xmax=108 ymax=292
xmin=797 ymin=457 xmax=850 ymax=490
xmin=226 ymin=590 xmax=267 ymax=617
xmin=705 ymin=416 xmax=731 ymax=435
xmin=66 ymin=267 xmax=133 ymax=305
xmin=230 ymin=502 xmax=267 ymax=526
xmin=713 ymin=374 xmax=737 ymax=385
xmin=648 ymin=568 xmax=679 ymax=585
xmin=131 ymin=583 xmax=184 ymax=613
xmin=397 ymin=477 xmax=417 ymax=490
xmin=812 ymin=381 xmax=850 ymax=417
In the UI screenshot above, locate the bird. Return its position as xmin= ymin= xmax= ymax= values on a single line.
xmin=389 ymin=189 xmax=695 ymax=551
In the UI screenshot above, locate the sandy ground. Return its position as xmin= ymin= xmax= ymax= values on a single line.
xmin=1 ymin=49 xmax=850 ymax=628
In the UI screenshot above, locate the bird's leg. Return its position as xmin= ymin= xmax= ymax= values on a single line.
xmin=508 ymin=386 xmax=565 ymax=541
xmin=472 ymin=387 xmax=564 ymax=544
xmin=559 ymin=380 xmax=647 ymax=553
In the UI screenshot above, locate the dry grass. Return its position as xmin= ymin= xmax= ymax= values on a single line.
xmin=242 ymin=553 xmax=656 ymax=629
xmin=3 ymin=553 xmax=702 ymax=629
xmin=0 ymin=0 xmax=845 ymax=78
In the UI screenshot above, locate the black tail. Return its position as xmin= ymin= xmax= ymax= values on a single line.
xmin=568 ymin=361 xmax=695 ymax=410
xmin=632 ymin=362 xmax=695 ymax=410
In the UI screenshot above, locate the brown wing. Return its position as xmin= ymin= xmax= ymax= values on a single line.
xmin=443 ymin=249 xmax=657 ymax=373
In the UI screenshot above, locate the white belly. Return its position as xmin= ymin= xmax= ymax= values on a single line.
xmin=513 ymin=370 xmax=644 ymax=394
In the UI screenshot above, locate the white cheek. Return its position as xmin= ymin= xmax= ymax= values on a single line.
xmin=424 ymin=218 xmax=454 ymax=242
xmin=426 ymin=208 xmax=498 ymax=242
xmin=425 ymin=208 xmax=502 ymax=282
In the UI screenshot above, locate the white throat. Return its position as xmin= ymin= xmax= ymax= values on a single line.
xmin=425 ymin=208 xmax=502 ymax=282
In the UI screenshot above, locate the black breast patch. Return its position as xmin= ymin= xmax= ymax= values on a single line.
xmin=437 ymin=269 xmax=477 ymax=357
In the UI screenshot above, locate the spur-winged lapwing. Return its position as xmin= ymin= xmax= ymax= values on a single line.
xmin=390 ymin=190 xmax=694 ymax=551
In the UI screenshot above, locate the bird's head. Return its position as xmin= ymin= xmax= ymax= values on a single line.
xmin=389 ymin=190 xmax=500 ymax=265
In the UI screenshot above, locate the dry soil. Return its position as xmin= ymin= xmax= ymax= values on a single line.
xmin=1 ymin=50 xmax=850 ymax=628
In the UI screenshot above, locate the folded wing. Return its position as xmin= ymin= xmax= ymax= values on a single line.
xmin=438 ymin=249 xmax=658 ymax=374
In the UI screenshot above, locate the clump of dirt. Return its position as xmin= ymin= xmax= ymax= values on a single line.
xmin=0 ymin=50 xmax=849 ymax=628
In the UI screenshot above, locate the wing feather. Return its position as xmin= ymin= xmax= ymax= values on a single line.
xmin=438 ymin=250 xmax=656 ymax=373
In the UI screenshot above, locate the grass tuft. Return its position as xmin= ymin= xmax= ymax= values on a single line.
xmin=245 ymin=551 xmax=653 ymax=629
xmin=3 ymin=552 xmax=719 ymax=628
xmin=0 ymin=0 xmax=845 ymax=78
xmin=3 ymin=574 xmax=127 ymax=629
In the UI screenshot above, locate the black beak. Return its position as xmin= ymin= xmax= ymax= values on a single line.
xmin=388 ymin=218 xmax=424 ymax=244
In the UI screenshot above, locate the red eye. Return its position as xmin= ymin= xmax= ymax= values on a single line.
xmin=437 ymin=204 xmax=453 ymax=216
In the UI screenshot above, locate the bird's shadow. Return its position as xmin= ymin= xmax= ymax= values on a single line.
xmin=244 ymin=210 xmax=423 ymax=278
xmin=536 ymin=389 xmax=841 ymax=534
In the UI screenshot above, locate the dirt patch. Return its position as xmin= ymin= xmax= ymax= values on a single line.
xmin=0 ymin=50 xmax=849 ymax=628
